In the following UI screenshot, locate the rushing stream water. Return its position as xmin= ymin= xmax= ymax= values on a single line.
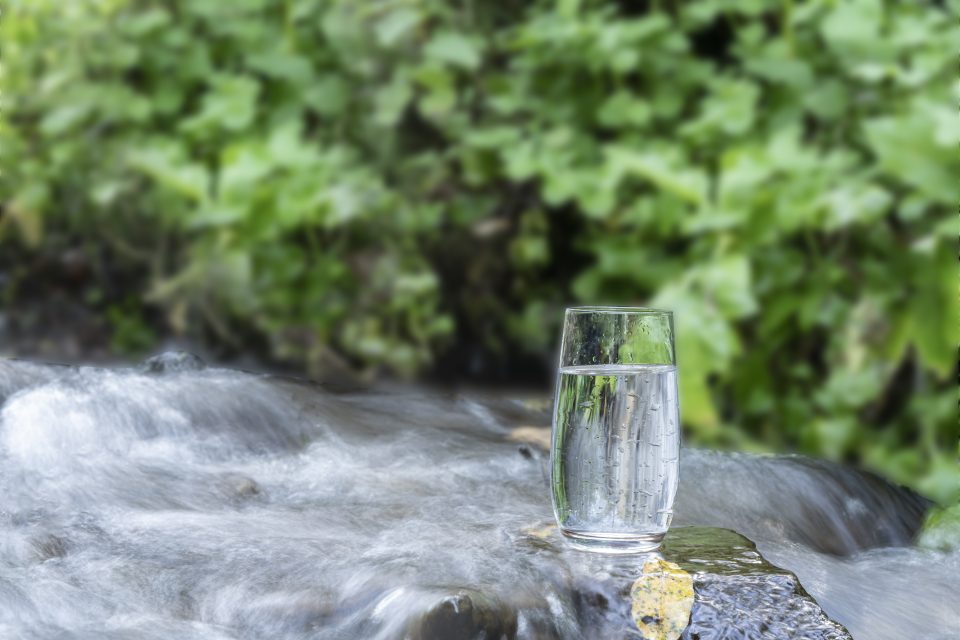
xmin=0 ymin=355 xmax=955 ymax=639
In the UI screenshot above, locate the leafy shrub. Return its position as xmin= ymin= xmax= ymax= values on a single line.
xmin=1 ymin=0 xmax=956 ymax=500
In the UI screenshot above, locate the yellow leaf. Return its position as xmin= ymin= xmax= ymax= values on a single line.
xmin=630 ymin=557 xmax=694 ymax=640
xmin=506 ymin=426 xmax=551 ymax=450
xmin=519 ymin=523 xmax=556 ymax=539
xmin=5 ymin=184 xmax=48 ymax=248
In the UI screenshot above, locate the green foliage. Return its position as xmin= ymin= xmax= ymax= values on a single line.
xmin=1 ymin=0 xmax=956 ymax=500
xmin=107 ymin=300 xmax=157 ymax=356
xmin=919 ymin=502 xmax=960 ymax=552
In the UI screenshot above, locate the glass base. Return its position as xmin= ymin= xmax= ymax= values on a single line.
xmin=560 ymin=529 xmax=665 ymax=554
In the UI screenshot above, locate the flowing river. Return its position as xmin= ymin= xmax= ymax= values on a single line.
xmin=0 ymin=355 xmax=955 ymax=639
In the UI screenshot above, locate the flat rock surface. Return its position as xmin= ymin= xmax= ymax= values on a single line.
xmin=665 ymin=528 xmax=852 ymax=640
xmin=508 ymin=525 xmax=852 ymax=640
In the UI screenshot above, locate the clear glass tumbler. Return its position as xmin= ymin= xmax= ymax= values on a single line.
xmin=550 ymin=307 xmax=680 ymax=553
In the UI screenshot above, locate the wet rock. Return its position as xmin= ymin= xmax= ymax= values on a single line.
xmin=664 ymin=528 xmax=851 ymax=640
xmin=518 ymin=526 xmax=851 ymax=639
xmin=408 ymin=589 xmax=517 ymax=640
xmin=217 ymin=473 xmax=264 ymax=502
xmin=31 ymin=533 xmax=67 ymax=561
xmin=141 ymin=351 xmax=207 ymax=374
xmin=675 ymin=450 xmax=930 ymax=555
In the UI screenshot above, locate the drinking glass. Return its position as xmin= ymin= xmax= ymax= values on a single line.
xmin=550 ymin=307 xmax=679 ymax=553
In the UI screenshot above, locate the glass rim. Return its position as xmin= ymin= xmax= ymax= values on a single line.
xmin=565 ymin=306 xmax=672 ymax=317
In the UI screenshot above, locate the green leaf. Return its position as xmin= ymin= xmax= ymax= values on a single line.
xmin=375 ymin=7 xmax=422 ymax=47
xmin=803 ymin=80 xmax=849 ymax=120
xmin=607 ymin=147 xmax=707 ymax=205
xmin=653 ymin=283 xmax=740 ymax=430
xmin=918 ymin=502 xmax=960 ymax=551
xmin=324 ymin=183 xmax=365 ymax=227
xmin=268 ymin=122 xmax=319 ymax=167
xmin=820 ymin=0 xmax=892 ymax=65
xmin=685 ymin=78 xmax=760 ymax=136
xmin=820 ymin=182 xmax=892 ymax=230
xmin=247 ymin=50 xmax=313 ymax=83
xmin=697 ymin=255 xmax=757 ymax=318
xmin=188 ymin=205 xmax=245 ymax=229
xmin=219 ymin=144 xmax=273 ymax=200
xmin=375 ymin=72 xmax=413 ymax=126
xmin=424 ymin=31 xmax=481 ymax=70
xmin=864 ymin=112 xmax=960 ymax=204
xmin=120 ymin=7 xmax=171 ymax=36
xmin=183 ymin=74 xmax=261 ymax=132
xmin=597 ymin=91 xmax=652 ymax=128
xmin=413 ymin=64 xmax=456 ymax=117
xmin=39 ymin=102 xmax=93 ymax=136
xmin=744 ymin=42 xmax=813 ymax=88
xmin=129 ymin=145 xmax=210 ymax=203
xmin=305 ymin=75 xmax=350 ymax=116
xmin=463 ymin=126 xmax=520 ymax=149
xmin=909 ymin=244 xmax=957 ymax=378
xmin=816 ymin=369 xmax=884 ymax=411
xmin=810 ymin=418 xmax=858 ymax=461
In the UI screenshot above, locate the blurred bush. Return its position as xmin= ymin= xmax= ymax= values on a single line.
xmin=0 ymin=0 xmax=956 ymax=501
